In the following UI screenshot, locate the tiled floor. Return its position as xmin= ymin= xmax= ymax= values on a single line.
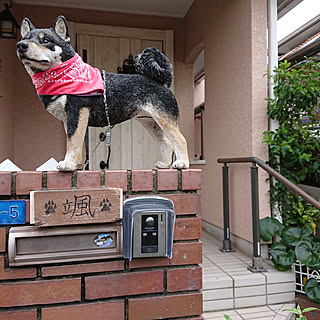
xmin=203 ymin=304 xmax=295 ymax=320
xmin=201 ymin=230 xmax=296 ymax=320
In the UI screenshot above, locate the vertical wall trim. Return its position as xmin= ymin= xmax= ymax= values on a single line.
xmin=268 ymin=0 xmax=279 ymax=132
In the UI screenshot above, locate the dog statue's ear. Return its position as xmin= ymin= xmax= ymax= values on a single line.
xmin=54 ymin=16 xmax=70 ymax=42
xmin=20 ymin=18 xmax=35 ymax=38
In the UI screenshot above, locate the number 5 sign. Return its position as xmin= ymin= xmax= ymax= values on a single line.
xmin=0 ymin=200 xmax=26 ymax=225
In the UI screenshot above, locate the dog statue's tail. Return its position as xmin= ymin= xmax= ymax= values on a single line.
xmin=135 ymin=47 xmax=173 ymax=88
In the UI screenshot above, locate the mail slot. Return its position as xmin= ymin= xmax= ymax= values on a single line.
xmin=8 ymin=224 xmax=122 ymax=266
xmin=123 ymin=197 xmax=176 ymax=260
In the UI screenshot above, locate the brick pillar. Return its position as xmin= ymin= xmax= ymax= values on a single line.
xmin=0 ymin=169 xmax=203 ymax=320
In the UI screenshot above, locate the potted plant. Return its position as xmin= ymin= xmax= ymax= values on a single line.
xmin=260 ymin=217 xmax=320 ymax=303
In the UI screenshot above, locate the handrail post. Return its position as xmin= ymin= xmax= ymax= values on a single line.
xmin=220 ymin=163 xmax=234 ymax=252
xmin=248 ymin=162 xmax=267 ymax=272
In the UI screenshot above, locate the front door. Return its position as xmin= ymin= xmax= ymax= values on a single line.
xmin=73 ymin=24 xmax=173 ymax=170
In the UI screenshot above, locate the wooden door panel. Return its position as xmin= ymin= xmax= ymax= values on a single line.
xmin=75 ymin=26 xmax=173 ymax=170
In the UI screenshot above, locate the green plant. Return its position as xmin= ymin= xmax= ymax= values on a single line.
xmin=264 ymin=58 xmax=320 ymax=228
xmin=260 ymin=217 xmax=320 ymax=302
xmin=283 ymin=305 xmax=319 ymax=319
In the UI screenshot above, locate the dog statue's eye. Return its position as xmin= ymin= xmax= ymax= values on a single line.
xmin=43 ymin=38 xmax=50 ymax=44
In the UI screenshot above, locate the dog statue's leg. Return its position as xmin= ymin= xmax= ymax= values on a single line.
xmin=155 ymin=117 xmax=189 ymax=169
xmin=57 ymin=108 xmax=89 ymax=171
xmin=137 ymin=117 xmax=173 ymax=168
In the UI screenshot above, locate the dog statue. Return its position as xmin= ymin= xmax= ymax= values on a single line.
xmin=16 ymin=16 xmax=189 ymax=171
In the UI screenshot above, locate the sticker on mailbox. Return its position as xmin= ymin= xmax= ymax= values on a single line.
xmin=93 ymin=233 xmax=114 ymax=248
xmin=0 ymin=200 xmax=26 ymax=225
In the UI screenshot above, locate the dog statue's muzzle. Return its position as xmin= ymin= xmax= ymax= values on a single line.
xmin=16 ymin=41 xmax=29 ymax=53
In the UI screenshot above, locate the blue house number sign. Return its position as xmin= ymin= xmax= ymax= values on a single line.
xmin=0 ymin=200 xmax=26 ymax=225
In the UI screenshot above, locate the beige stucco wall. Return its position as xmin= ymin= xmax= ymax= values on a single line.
xmin=186 ymin=0 xmax=270 ymax=242
xmin=1 ymin=1 xmax=270 ymax=243
xmin=5 ymin=4 xmax=191 ymax=170
xmin=0 ymin=39 xmax=15 ymax=162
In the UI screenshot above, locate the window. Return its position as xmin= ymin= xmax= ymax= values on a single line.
xmin=194 ymin=102 xmax=204 ymax=160
xmin=193 ymin=50 xmax=205 ymax=162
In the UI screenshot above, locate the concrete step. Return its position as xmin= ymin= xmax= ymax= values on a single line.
xmin=201 ymin=230 xmax=296 ymax=317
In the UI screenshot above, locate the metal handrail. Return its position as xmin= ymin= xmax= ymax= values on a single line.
xmin=217 ymin=156 xmax=320 ymax=272
xmin=218 ymin=157 xmax=320 ymax=210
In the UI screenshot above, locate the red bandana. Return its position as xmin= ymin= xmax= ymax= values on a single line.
xmin=31 ymin=54 xmax=104 ymax=95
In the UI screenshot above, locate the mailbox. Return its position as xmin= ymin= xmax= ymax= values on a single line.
xmin=8 ymin=224 xmax=122 ymax=266
xmin=123 ymin=197 xmax=176 ymax=260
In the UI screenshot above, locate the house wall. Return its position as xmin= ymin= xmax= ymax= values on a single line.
xmin=7 ymin=4 xmax=192 ymax=170
xmin=0 ymin=39 xmax=15 ymax=162
xmin=186 ymin=0 xmax=270 ymax=243
xmin=1 ymin=1 xmax=270 ymax=244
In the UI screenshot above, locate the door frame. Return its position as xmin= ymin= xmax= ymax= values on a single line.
xmin=68 ymin=22 xmax=174 ymax=170
xmin=69 ymin=22 xmax=173 ymax=77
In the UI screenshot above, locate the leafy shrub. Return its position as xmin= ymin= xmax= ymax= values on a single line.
xmin=264 ymin=58 xmax=320 ymax=228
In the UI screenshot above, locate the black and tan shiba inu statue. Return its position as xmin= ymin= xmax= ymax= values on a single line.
xmin=16 ymin=16 xmax=189 ymax=171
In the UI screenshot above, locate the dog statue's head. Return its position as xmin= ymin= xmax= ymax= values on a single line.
xmin=16 ymin=16 xmax=75 ymax=76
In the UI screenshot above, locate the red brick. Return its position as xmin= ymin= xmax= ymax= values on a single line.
xmin=16 ymin=171 xmax=42 ymax=195
xmin=42 ymin=260 xmax=124 ymax=277
xmin=0 ymin=172 xmax=11 ymax=195
xmin=0 ymin=256 xmax=36 ymax=280
xmin=181 ymin=169 xmax=201 ymax=190
xmin=167 ymin=267 xmax=202 ymax=292
xmin=129 ymin=242 xmax=202 ymax=269
xmin=174 ymin=217 xmax=202 ymax=240
xmin=0 ymin=278 xmax=81 ymax=307
xmin=128 ymin=193 xmax=201 ymax=215
xmin=131 ymin=169 xmax=153 ymax=191
xmin=172 ymin=241 xmax=201 ymax=265
xmin=129 ymin=256 xmax=169 ymax=269
xmin=42 ymin=301 xmax=124 ymax=320
xmin=163 ymin=194 xmax=201 ymax=215
xmin=157 ymin=169 xmax=178 ymax=191
xmin=0 ymin=310 xmax=37 ymax=320
xmin=85 ymin=270 xmax=163 ymax=299
xmin=25 ymin=199 xmax=30 ymax=223
xmin=105 ymin=170 xmax=127 ymax=191
xmin=0 ymin=228 xmax=5 ymax=252
xmin=171 ymin=242 xmax=202 ymax=265
xmin=47 ymin=172 xmax=72 ymax=190
xmin=77 ymin=170 xmax=100 ymax=188
xmin=128 ymin=292 xmax=202 ymax=320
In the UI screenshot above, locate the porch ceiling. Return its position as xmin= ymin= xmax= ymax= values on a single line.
xmin=13 ymin=0 xmax=194 ymax=18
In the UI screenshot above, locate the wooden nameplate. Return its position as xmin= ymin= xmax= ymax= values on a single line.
xmin=30 ymin=188 xmax=122 ymax=227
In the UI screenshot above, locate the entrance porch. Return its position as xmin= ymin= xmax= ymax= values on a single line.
xmin=202 ymin=230 xmax=296 ymax=319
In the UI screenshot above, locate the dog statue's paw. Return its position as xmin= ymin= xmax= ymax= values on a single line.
xmin=171 ymin=160 xmax=189 ymax=169
xmin=57 ymin=160 xmax=83 ymax=171
xmin=154 ymin=161 xmax=171 ymax=169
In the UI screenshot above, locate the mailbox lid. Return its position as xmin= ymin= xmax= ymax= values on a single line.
xmin=123 ymin=197 xmax=174 ymax=213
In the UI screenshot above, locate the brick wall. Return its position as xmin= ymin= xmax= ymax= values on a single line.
xmin=0 ymin=169 xmax=203 ymax=320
